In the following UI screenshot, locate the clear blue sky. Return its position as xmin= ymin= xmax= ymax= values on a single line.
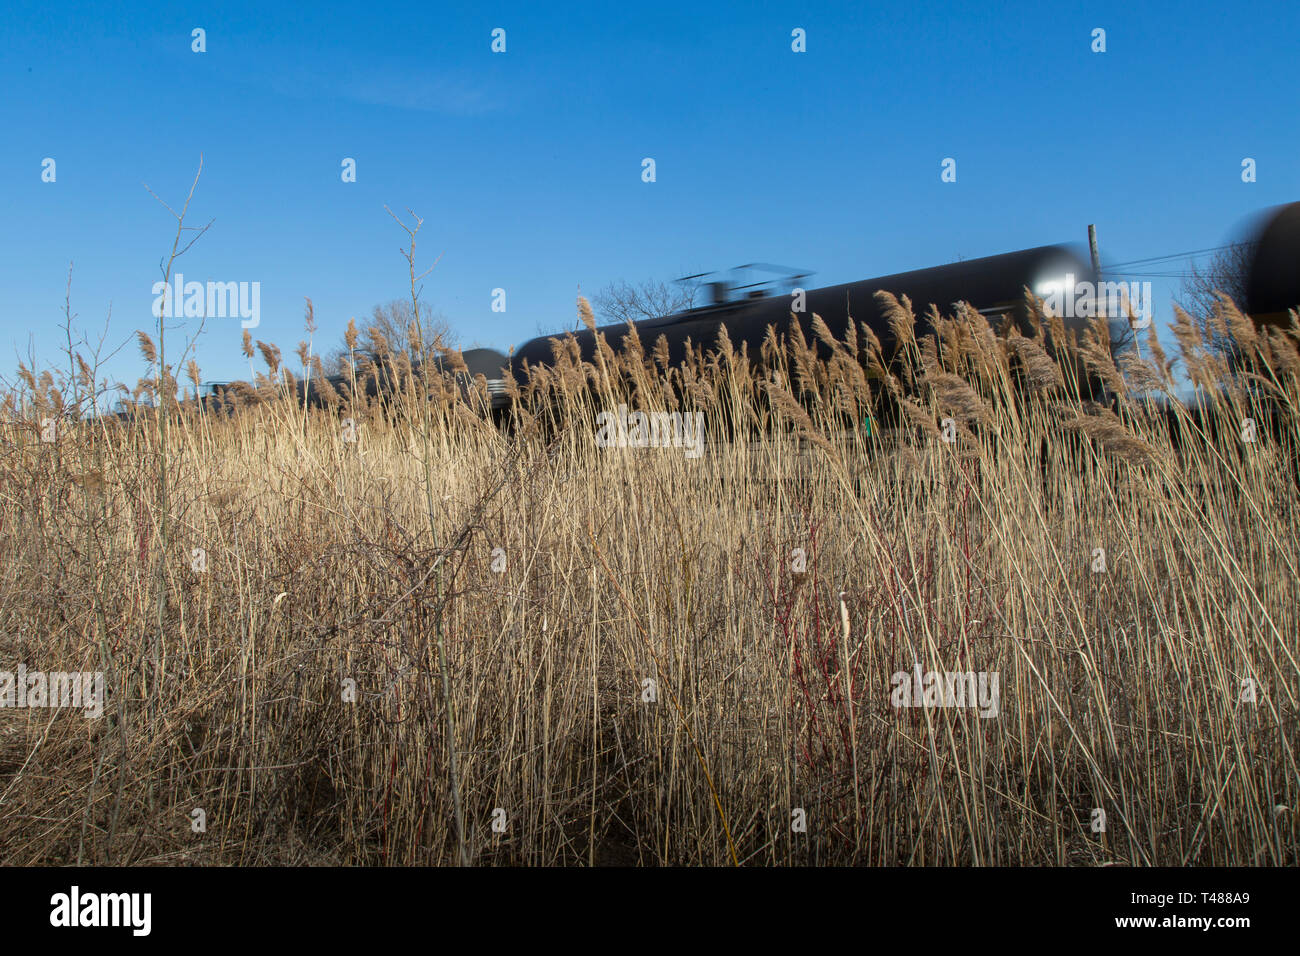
xmin=2 ymin=0 xmax=1296 ymax=392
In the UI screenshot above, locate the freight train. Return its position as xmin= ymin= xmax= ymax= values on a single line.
xmin=214 ymin=202 xmax=1300 ymax=417
xmin=499 ymin=201 xmax=1300 ymax=407
xmin=291 ymin=244 xmax=1100 ymax=414
xmin=507 ymin=244 xmax=1096 ymax=386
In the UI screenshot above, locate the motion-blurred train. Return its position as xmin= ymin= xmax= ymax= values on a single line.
xmin=231 ymin=201 xmax=1300 ymax=415
xmin=507 ymin=245 xmax=1092 ymax=386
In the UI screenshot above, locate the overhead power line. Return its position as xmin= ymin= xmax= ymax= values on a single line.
xmin=1101 ymin=242 xmax=1246 ymax=271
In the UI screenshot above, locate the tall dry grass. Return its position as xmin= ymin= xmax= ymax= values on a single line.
xmin=0 ymin=290 xmax=1297 ymax=866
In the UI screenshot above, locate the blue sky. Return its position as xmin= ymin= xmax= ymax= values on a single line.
xmin=2 ymin=0 xmax=1297 ymax=393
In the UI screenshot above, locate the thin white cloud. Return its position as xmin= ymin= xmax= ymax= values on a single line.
xmin=346 ymin=71 xmax=499 ymax=115
xmin=237 ymin=43 xmax=503 ymax=116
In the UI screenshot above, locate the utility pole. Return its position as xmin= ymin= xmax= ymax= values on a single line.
xmin=1089 ymin=222 xmax=1141 ymax=363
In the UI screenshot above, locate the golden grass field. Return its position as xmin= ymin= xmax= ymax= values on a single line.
xmin=1 ymin=289 xmax=1297 ymax=866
